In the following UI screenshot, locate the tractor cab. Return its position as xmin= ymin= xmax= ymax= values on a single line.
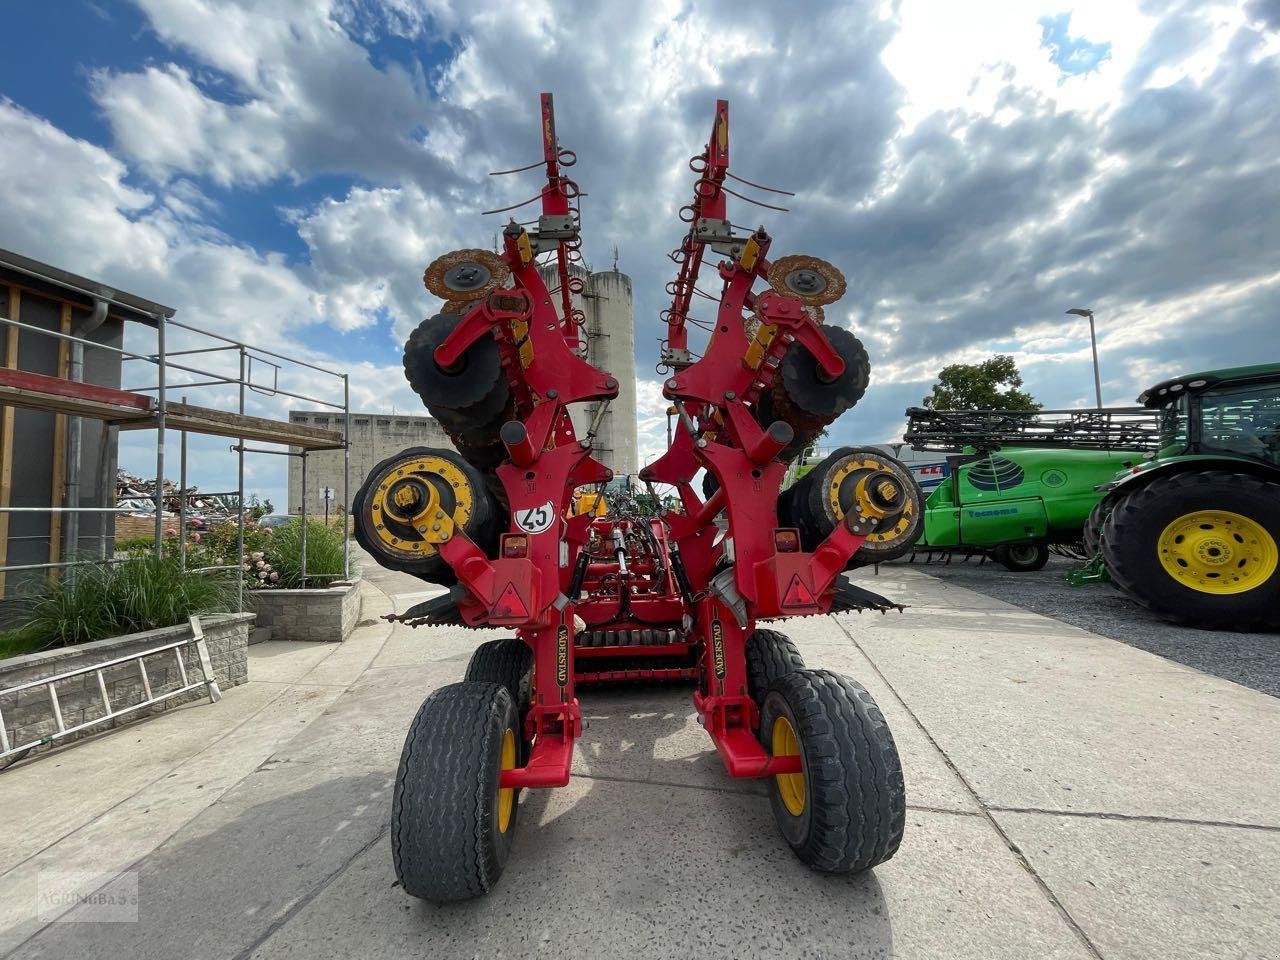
xmin=1134 ymin=363 xmax=1280 ymax=468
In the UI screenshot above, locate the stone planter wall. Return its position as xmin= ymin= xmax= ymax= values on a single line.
xmin=250 ymin=581 xmax=362 ymax=642
xmin=0 ymin=613 xmax=253 ymax=756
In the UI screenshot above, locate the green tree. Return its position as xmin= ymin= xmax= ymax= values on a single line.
xmin=923 ymin=355 xmax=1041 ymax=411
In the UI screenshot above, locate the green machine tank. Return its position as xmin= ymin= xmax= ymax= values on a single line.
xmin=904 ymin=407 xmax=1161 ymax=571
xmin=1072 ymin=362 xmax=1280 ymax=630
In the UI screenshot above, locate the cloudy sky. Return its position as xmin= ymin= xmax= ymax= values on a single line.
xmin=2 ymin=0 xmax=1278 ymax=510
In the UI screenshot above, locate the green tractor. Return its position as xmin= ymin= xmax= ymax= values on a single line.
xmin=904 ymin=407 xmax=1161 ymax=571
xmin=1075 ymin=363 xmax=1280 ymax=630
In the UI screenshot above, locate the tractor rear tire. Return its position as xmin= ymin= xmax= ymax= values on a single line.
xmin=761 ymin=669 xmax=905 ymax=873
xmin=745 ymin=629 xmax=805 ymax=710
xmin=993 ymin=543 xmax=1049 ymax=572
xmin=1082 ymin=499 xmax=1108 ymax=556
xmin=465 ymin=639 xmax=534 ymax=761
xmin=391 ymin=682 xmax=521 ymax=901
xmin=1102 ymin=471 xmax=1280 ymax=630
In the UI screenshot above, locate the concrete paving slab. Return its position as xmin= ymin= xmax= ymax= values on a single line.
xmin=267 ymin=661 xmax=462 ymax=774
xmin=835 ymin=573 xmax=1280 ymax=826
xmin=369 ymin=623 xmax=490 ymax=668
xmin=287 ymin=619 xmax=392 ymax=687
xmin=847 ymin=565 xmax=1013 ymax=613
xmin=778 ymin=615 xmax=981 ymax=815
xmin=245 ymin=639 xmax=340 ymax=683
xmin=0 ymin=680 xmax=284 ymax=872
xmin=233 ymin=780 xmax=1091 ymax=960
xmin=0 ymin=682 xmax=348 ymax=952
xmin=3 ymin=763 xmax=394 ymax=960
xmin=916 ymin=557 xmax=1280 ymax=697
xmin=995 ymin=811 xmax=1280 ymax=960
xmin=574 ymin=686 xmax=764 ymax=792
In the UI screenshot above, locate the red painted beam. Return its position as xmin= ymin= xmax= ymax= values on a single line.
xmin=710 ymin=725 xmax=802 ymax=778
xmin=0 ymin=367 xmax=153 ymax=412
xmin=499 ymin=732 xmax=573 ymax=789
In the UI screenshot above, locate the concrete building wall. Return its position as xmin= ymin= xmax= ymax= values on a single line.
xmin=287 ymin=411 xmax=456 ymax=513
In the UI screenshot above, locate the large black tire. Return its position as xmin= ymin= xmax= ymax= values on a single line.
xmin=465 ymin=639 xmax=534 ymax=761
xmin=352 ymin=446 xmax=504 ymax=585
xmin=745 ymin=629 xmax=805 ymax=709
xmin=1102 ymin=471 xmax=1280 ymax=630
xmin=465 ymin=638 xmax=534 ymax=708
xmin=761 ymin=669 xmax=905 ymax=873
xmin=391 ymin=682 xmax=521 ymax=901
xmin=1082 ymin=498 xmax=1108 ymax=556
xmin=993 ymin=542 xmax=1050 ymax=572
xmin=403 ymin=313 xmax=511 ymax=423
xmin=779 ymin=447 xmax=923 ymax=566
xmin=770 ymin=326 xmax=870 ymax=436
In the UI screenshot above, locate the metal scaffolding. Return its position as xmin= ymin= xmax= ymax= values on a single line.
xmin=0 ymin=251 xmax=351 ymax=611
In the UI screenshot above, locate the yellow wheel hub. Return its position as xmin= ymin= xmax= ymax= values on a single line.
xmin=497 ymin=728 xmax=516 ymax=833
xmin=367 ymin=455 xmax=474 ymax=561
xmin=1157 ymin=510 xmax=1278 ymax=595
xmin=771 ymin=716 xmax=806 ymax=816
xmin=827 ymin=457 xmax=914 ymax=544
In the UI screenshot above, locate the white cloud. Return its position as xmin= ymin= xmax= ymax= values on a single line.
xmin=3 ymin=0 xmax=1279 ymax=500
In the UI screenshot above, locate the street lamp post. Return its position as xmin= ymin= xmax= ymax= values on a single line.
xmin=1066 ymin=307 xmax=1103 ymax=409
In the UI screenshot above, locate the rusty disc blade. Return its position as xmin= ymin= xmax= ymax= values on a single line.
xmin=767 ymin=255 xmax=846 ymax=306
xmin=440 ymin=298 xmax=476 ymax=316
xmin=423 ymin=249 xmax=510 ymax=300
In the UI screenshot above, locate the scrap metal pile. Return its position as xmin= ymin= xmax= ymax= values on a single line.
xmin=352 ymin=95 xmax=924 ymax=902
xmin=115 ymin=470 xmax=240 ymax=521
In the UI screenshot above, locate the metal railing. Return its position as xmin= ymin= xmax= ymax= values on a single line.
xmin=0 ymin=253 xmax=352 ymax=610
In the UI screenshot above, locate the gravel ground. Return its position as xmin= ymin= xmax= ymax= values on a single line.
xmin=905 ymin=556 xmax=1280 ymax=698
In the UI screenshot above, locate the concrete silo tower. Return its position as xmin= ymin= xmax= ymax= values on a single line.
xmin=583 ymin=268 xmax=637 ymax=476
xmin=536 ymin=262 xmax=638 ymax=477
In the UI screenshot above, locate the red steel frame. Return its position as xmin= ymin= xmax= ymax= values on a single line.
xmin=422 ymin=95 xmax=875 ymax=789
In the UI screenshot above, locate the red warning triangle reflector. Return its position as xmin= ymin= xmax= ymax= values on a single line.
xmin=781 ymin=573 xmax=817 ymax=608
xmin=492 ymin=581 xmax=529 ymax=619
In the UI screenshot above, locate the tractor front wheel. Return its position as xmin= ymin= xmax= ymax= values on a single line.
xmin=761 ymin=669 xmax=905 ymax=873
xmin=391 ymin=682 xmax=521 ymax=901
xmin=1102 ymin=471 xmax=1280 ymax=630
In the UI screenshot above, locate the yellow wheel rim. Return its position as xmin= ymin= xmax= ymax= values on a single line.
xmin=497 ymin=728 xmax=516 ymax=833
xmin=366 ymin=454 xmax=474 ymax=561
xmin=826 ymin=456 xmax=914 ymax=544
xmin=1157 ymin=510 xmax=1278 ymax=595
xmin=771 ymin=716 xmax=806 ymax=817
